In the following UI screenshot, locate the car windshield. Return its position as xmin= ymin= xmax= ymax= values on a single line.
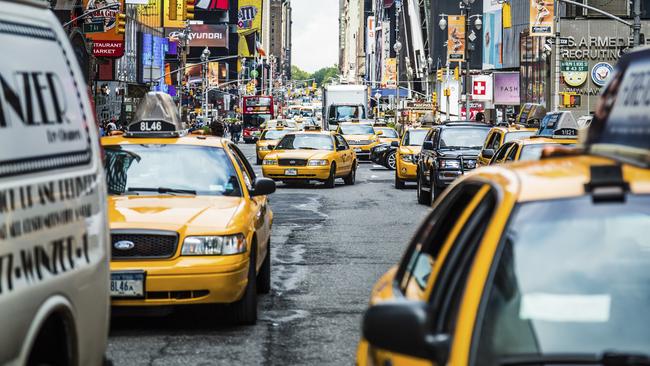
xmin=275 ymin=134 xmax=334 ymax=151
xmin=243 ymin=114 xmax=271 ymax=128
xmin=519 ymin=143 xmax=575 ymax=161
xmin=329 ymin=105 xmax=364 ymax=122
xmin=474 ymin=195 xmax=650 ymax=365
xmin=104 ymin=145 xmax=241 ymax=196
xmin=439 ymin=128 xmax=490 ymax=149
xmin=300 ymin=109 xmax=314 ymax=117
xmin=340 ymin=124 xmax=374 ymax=135
xmin=504 ymin=131 xmax=536 ymax=143
xmin=376 ymin=128 xmax=398 ymax=138
xmin=262 ymin=129 xmax=292 ymax=140
xmin=403 ymin=129 xmax=429 ymax=146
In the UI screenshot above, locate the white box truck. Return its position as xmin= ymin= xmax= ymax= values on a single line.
xmin=322 ymin=85 xmax=368 ymax=130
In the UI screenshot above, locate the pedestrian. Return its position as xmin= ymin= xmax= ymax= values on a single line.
xmin=475 ymin=112 xmax=485 ymax=123
xmin=230 ymin=121 xmax=242 ymax=143
xmin=210 ymin=118 xmax=225 ymax=137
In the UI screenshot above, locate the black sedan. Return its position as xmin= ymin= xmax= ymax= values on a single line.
xmin=370 ymin=142 xmax=397 ymax=170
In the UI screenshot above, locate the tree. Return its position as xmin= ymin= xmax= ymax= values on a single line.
xmin=291 ymin=65 xmax=311 ymax=82
xmin=312 ymin=65 xmax=339 ymax=86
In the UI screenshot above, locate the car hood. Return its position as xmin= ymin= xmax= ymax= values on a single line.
xmin=343 ymin=134 xmax=375 ymax=140
xmin=438 ymin=148 xmax=482 ymax=158
xmin=108 ymin=195 xmax=244 ymax=233
xmin=267 ymin=150 xmax=332 ymax=160
xmin=399 ymin=146 xmax=422 ymax=155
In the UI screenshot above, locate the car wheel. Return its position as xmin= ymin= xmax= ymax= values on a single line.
xmin=324 ymin=164 xmax=336 ymax=188
xmin=257 ymin=239 xmax=271 ymax=294
xmin=343 ymin=162 xmax=356 ymax=185
xmin=433 ymin=184 xmax=444 ymax=199
xmin=229 ymin=245 xmax=258 ymax=325
xmin=417 ymin=172 xmax=432 ymax=205
xmin=386 ymin=151 xmax=396 ymax=170
xmin=394 ymin=170 xmax=405 ymax=189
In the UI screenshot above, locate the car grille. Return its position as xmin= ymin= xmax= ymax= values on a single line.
xmin=278 ymin=159 xmax=308 ymax=166
xmin=111 ymin=232 xmax=179 ymax=259
xmin=348 ymin=140 xmax=372 ymax=145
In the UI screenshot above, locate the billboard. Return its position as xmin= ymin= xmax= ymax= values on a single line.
xmin=493 ymin=72 xmax=520 ymax=105
xmin=472 ymin=74 xmax=493 ymax=102
xmin=163 ymin=0 xmax=185 ymax=28
xmin=82 ymin=0 xmax=123 ymax=41
xmin=196 ymin=0 xmax=228 ymax=10
xmin=447 ymin=15 xmax=465 ymax=62
xmin=136 ymin=0 xmax=162 ymax=28
xmin=238 ymin=0 xmax=262 ymax=33
xmin=482 ymin=10 xmax=503 ymax=70
xmin=530 ymin=0 xmax=554 ymax=36
xmin=382 ymin=58 xmax=397 ymax=89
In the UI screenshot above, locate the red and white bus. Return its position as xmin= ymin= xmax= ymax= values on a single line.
xmin=242 ymin=96 xmax=274 ymax=143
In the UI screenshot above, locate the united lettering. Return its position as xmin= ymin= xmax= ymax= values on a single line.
xmin=0 ymin=71 xmax=67 ymax=128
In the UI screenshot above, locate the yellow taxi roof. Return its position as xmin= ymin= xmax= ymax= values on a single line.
xmin=101 ymin=134 xmax=229 ymax=148
xmin=470 ymin=155 xmax=650 ymax=203
xmin=491 ymin=125 xmax=537 ymax=134
xmin=519 ymin=136 xmax=578 ymax=146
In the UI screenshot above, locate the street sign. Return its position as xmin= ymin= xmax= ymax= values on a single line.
xmin=83 ymin=22 xmax=104 ymax=34
xmin=545 ymin=37 xmax=571 ymax=46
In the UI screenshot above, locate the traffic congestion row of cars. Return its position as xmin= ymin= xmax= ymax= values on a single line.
xmin=354 ymin=49 xmax=650 ymax=365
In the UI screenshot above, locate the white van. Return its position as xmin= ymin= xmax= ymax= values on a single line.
xmin=0 ymin=1 xmax=110 ymax=365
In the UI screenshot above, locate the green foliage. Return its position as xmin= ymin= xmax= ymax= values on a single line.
xmin=291 ymin=64 xmax=340 ymax=87
xmin=291 ymin=65 xmax=311 ymax=82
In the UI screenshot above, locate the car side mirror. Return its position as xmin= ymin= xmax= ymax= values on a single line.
xmin=482 ymin=149 xmax=495 ymax=159
xmin=250 ymin=178 xmax=276 ymax=197
xmin=391 ymin=141 xmax=400 ymax=147
xmin=422 ymin=141 xmax=434 ymax=150
xmin=363 ymin=301 xmax=450 ymax=364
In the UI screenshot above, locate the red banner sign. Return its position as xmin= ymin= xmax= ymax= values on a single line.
xmin=93 ymin=41 xmax=124 ymax=58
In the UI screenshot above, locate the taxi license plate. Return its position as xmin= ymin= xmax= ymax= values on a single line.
xmin=354 ymin=148 xmax=362 ymax=152
xmin=285 ymin=169 xmax=298 ymax=176
xmin=111 ymin=271 xmax=145 ymax=298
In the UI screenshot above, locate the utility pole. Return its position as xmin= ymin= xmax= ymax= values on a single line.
xmin=633 ymin=0 xmax=641 ymax=47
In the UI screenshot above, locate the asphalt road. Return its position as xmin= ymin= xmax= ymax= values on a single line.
xmin=107 ymin=143 xmax=430 ymax=365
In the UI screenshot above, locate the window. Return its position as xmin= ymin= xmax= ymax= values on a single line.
xmin=335 ymin=134 xmax=349 ymax=150
xmin=494 ymin=142 xmax=514 ymax=163
xmin=104 ymin=145 xmax=241 ymax=197
xmin=397 ymin=183 xmax=491 ymax=300
xmin=484 ymin=132 xmax=499 ymax=150
xmin=473 ymin=195 xmax=650 ymax=365
xmin=505 ymin=144 xmax=519 ymax=161
xmin=403 ymin=129 xmax=429 ymax=146
xmin=229 ymin=144 xmax=256 ymax=190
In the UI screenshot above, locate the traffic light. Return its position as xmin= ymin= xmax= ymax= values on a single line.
xmin=561 ymin=92 xmax=581 ymax=108
xmin=185 ymin=0 xmax=195 ymax=20
xmin=443 ymin=88 xmax=451 ymax=97
xmin=436 ymin=69 xmax=445 ymax=81
xmin=116 ymin=13 xmax=126 ymax=35
xmin=432 ymin=91 xmax=437 ymax=102
xmin=453 ymin=66 xmax=460 ymax=81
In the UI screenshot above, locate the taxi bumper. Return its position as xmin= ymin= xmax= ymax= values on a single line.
xmin=262 ymin=165 xmax=331 ymax=180
xmin=349 ymin=144 xmax=375 ymax=160
xmin=110 ymin=257 xmax=249 ymax=306
xmin=256 ymin=148 xmax=273 ymax=160
xmin=397 ymin=160 xmax=417 ymax=180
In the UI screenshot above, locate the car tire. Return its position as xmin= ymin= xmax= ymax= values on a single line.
xmin=343 ymin=162 xmax=356 ymax=185
xmin=394 ymin=170 xmax=405 ymax=189
xmin=324 ymin=164 xmax=336 ymax=188
xmin=386 ymin=151 xmax=396 ymax=170
xmin=257 ymin=239 xmax=271 ymax=294
xmin=229 ymin=245 xmax=258 ymax=325
xmin=417 ymin=171 xmax=432 ymax=205
xmin=433 ymin=184 xmax=444 ymax=199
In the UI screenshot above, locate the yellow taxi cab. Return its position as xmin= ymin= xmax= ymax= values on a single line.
xmin=357 ymin=48 xmax=650 ymax=366
xmin=394 ymin=127 xmax=431 ymax=189
xmin=489 ymin=111 xmax=579 ymax=165
xmin=262 ymin=127 xmax=357 ymax=188
xmin=102 ymin=93 xmax=275 ymax=325
xmin=336 ymin=122 xmax=380 ymax=160
xmin=373 ymin=126 xmax=400 ymax=144
xmin=255 ymin=125 xmax=298 ymax=165
xmin=476 ymin=123 xmax=538 ymax=166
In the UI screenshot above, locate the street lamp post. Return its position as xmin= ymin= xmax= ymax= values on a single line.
xmin=439 ymin=2 xmax=481 ymax=120
xmin=394 ymin=1 xmax=402 ymax=128
xmin=200 ymin=47 xmax=211 ymax=123
xmin=374 ymin=91 xmax=382 ymax=118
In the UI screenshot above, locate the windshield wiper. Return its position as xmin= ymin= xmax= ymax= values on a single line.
xmin=298 ymin=147 xmax=318 ymax=150
xmin=127 ymin=187 xmax=197 ymax=195
xmin=500 ymin=352 xmax=650 ymax=366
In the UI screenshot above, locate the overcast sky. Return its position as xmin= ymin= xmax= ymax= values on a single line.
xmin=291 ymin=0 xmax=339 ymax=72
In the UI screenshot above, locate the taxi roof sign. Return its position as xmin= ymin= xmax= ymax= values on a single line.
xmin=126 ymin=92 xmax=185 ymax=137
xmin=536 ymin=111 xmax=579 ymax=138
xmin=586 ymin=48 xmax=650 ymax=166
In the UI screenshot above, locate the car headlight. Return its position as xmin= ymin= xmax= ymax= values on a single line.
xmin=401 ymin=154 xmax=414 ymax=162
xmin=262 ymin=145 xmax=275 ymax=151
xmin=438 ymin=159 xmax=460 ymax=169
xmin=181 ymin=234 xmax=247 ymax=256
xmin=263 ymin=158 xmax=278 ymax=165
xmin=307 ymin=159 xmax=329 ymax=166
